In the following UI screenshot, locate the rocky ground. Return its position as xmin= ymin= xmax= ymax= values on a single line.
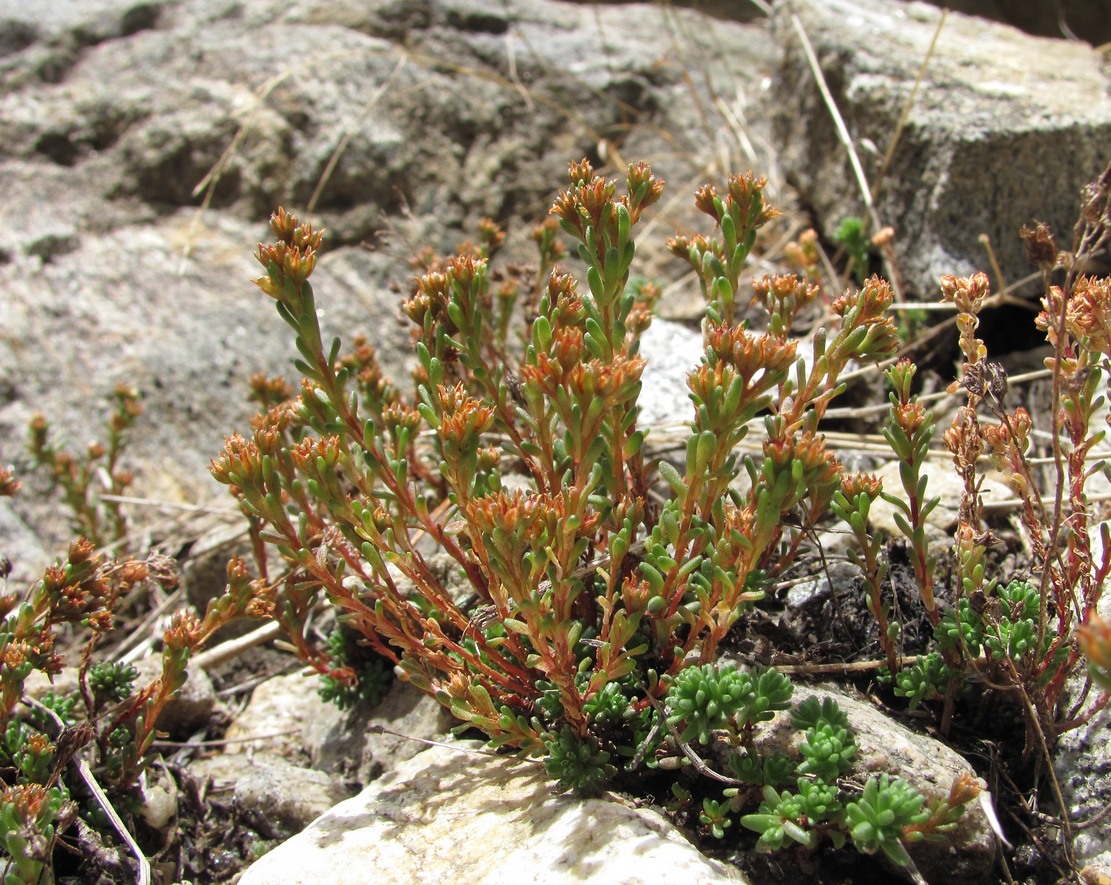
xmin=2 ymin=0 xmax=1110 ymax=882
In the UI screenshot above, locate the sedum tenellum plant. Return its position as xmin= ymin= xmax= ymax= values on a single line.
xmin=866 ymin=168 xmax=1111 ymax=872
xmin=8 ymin=161 xmax=1111 ymax=880
xmin=0 ymin=453 xmax=266 ymax=883
xmin=888 ymin=173 xmax=1111 ymax=745
xmin=210 ymin=160 xmax=980 ymax=866
xmin=27 ymin=385 xmax=142 ymax=552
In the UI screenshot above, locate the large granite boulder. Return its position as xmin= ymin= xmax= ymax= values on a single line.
xmin=772 ymin=0 xmax=1111 ymax=301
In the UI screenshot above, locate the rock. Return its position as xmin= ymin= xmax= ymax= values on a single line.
xmin=242 ymin=676 xmax=995 ymax=885
xmin=311 ymin=679 xmax=455 ymax=784
xmin=772 ymin=0 xmax=1111 ymax=301
xmin=25 ymin=225 xmax=79 ymax=261
xmin=238 ymin=740 xmax=747 ymax=885
xmin=223 ymin=670 xmax=344 ymax=763
xmin=222 ymin=647 xmax=455 ymax=786
xmin=0 ymin=500 xmax=50 ymax=585
xmin=191 ymin=751 xmax=353 ymax=840
xmin=638 ymin=318 xmax=704 ymax=428
xmin=1056 ymin=703 xmax=1111 ymax=871
xmin=1054 ymin=584 xmax=1111 ymax=869
xmin=785 ymin=557 xmax=859 ymax=609
xmin=22 ymin=665 xmax=81 ymax=704
xmin=867 ymin=459 xmax=1013 ymax=544
xmin=139 ymin=776 xmax=178 ymax=831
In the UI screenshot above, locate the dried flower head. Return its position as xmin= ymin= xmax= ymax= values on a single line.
xmin=1019 ymin=222 xmax=1059 ymax=270
xmin=963 ymin=360 xmax=1008 ymax=406
xmin=1079 ymin=162 xmax=1111 ymax=228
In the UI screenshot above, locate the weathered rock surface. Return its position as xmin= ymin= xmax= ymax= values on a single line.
xmin=238 ymin=740 xmax=748 ymax=885
xmin=191 ymin=751 xmax=354 ymax=839
xmin=222 ymin=669 xmax=344 ymax=763
xmin=1055 ymin=703 xmax=1111 ymax=872
xmin=772 ymin=0 xmax=1111 ymax=301
xmin=1054 ymin=575 xmax=1111 ymax=871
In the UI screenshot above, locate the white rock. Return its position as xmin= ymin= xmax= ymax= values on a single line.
xmin=638 ymin=318 xmax=704 ymax=428
xmin=139 ymin=780 xmax=177 ymax=831
xmin=224 ymin=670 xmax=343 ymax=762
xmin=868 ymin=460 xmax=1012 ymax=544
xmin=239 ymin=741 xmax=747 ymax=885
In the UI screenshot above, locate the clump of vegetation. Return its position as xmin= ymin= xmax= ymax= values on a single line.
xmin=207 ymin=159 xmax=992 ymax=870
xmin=215 ymin=166 xmax=893 ymax=776
xmin=663 ymin=669 xmax=976 ymax=867
xmin=214 ymin=157 xmax=1111 ymax=877
xmin=5 ymin=157 xmax=1111 ymax=883
xmin=1 ymin=419 xmax=266 ymax=881
xmin=834 ymin=215 xmax=871 ymax=285
xmin=27 ymin=385 xmax=142 ymax=552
